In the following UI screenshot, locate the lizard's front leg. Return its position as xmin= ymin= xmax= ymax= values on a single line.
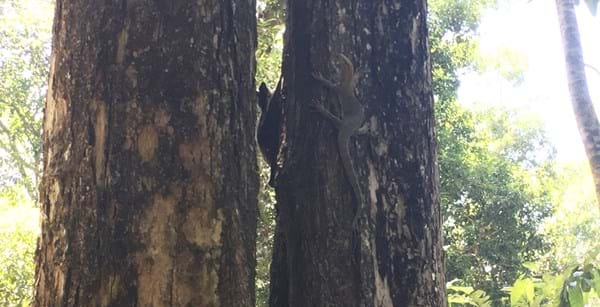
xmin=312 ymin=72 xmax=337 ymax=90
xmin=311 ymin=100 xmax=341 ymax=129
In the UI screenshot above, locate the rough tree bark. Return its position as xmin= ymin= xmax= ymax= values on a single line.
xmin=34 ymin=1 xmax=258 ymax=306
xmin=555 ymin=0 xmax=600 ymax=206
xmin=269 ymin=0 xmax=446 ymax=306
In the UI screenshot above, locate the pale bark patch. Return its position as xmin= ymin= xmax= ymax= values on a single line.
xmin=93 ymin=101 xmax=108 ymax=186
xmin=197 ymin=259 xmax=220 ymax=306
xmin=137 ymin=126 xmax=159 ymax=162
xmin=367 ymin=160 xmax=379 ymax=215
xmin=43 ymin=53 xmax=60 ymax=137
xmin=179 ymin=140 xmax=209 ymax=171
xmin=192 ymin=93 xmax=209 ymax=122
xmin=411 ymin=17 xmax=419 ymax=55
xmin=43 ymin=96 xmax=67 ymax=141
xmin=48 ymin=180 xmax=60 ymax=221
xmin=53 ymin=270 xmax=65 ymax=302
xmin=91 ymin=274 xmax=121 ymax=306
xmin=173 ymin=193 xmax=223 ymax=306
xmin=154 ymin=108 xmax=171 ymax=130
xmin=123 ymin=101 xmax=140 ymax=151
xmin=395 ymin=193 xmax=407 ymax=225
xmin=137 ymin=190 xmax=180 ymax=306
xmin=373 ymin=260 xmax=393 ymax=307
xmin=126 ymin=65 xmax=138 ymax=88
xmin=183 ymin=207 xmax=224 ymax=248
xmin=171 ymin=250 xmax=221 ymax=306
xmin=116 ymin=25 xmax=129 ymax=64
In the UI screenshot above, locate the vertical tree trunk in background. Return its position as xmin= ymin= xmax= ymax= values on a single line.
xmin=34 ymin=1 xmax=258 ymax=306
xmin=270 ymin=0 xmax=446 ymax=306
xmin=556 ymin=0 xmax=600 ymax=206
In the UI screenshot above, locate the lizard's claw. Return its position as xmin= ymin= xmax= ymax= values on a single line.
xmin=312 ymin=71 xmax=326 ymax=82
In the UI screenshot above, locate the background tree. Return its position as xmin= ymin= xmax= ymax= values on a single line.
xmin=0 ymin=1 xmax=52 ymax=304
xmin=538 ymin=161 xmax=600 ymax=273
xmin=268 ymin=0 xmax=446 ymax=305
xmin=555 ymin=0 xmax=600 ymax=205
xmin=440 ymin=107 xmax=555 ymax=303
xmin=431 ymin=0 xmax=556 ymax=303
xmin=0 ymin=0 xmax=52 ymax=201
xmin=34 ymin=1 xmax=259 ymax=305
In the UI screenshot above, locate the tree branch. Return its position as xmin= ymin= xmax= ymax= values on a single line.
xmin=1 ymin=97 xmax=41 ymax=142
xmin=585 ymin=63 xmax=600 ymax=76
xmin=0 ymin=121 xmax=39 ymax=174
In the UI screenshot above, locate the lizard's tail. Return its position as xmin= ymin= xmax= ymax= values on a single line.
xmin=337 ymin=135 xmax=363 ymax=210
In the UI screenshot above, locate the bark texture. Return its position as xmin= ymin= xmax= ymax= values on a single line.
xmin=556 ymin=0 xmax=600 ymax=206
xmin=269 ymin=0 xmax=446 ymax=306
xmin=34 ymin=0 xmax=258 ymax=306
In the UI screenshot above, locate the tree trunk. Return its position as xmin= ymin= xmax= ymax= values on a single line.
xmin=269 ymin=1 xmax=446 ymax=306
xmin=34 ymin=1 xmax=258 ymax=306
xmin=555 ymin=0 xmax=600 ymax=206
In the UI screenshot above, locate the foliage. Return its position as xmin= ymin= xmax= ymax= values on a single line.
xmin=0 ymin=230 xmax=36 ymax=306
xmin=538 ymin=162 xmax=600 ymax=274
xmin=0 ymin=200 xmax=38 ymax=306
xmin=448 ymin=260 xmax=600 ymax=307
xmin=256 ymin=160 xmax=277 ymax=307
xmin=0 ymin=1 xmax=50 ymax=302
xmin=440 ymin=105 xmax=555 ymax=303
xmin=0 ymin=0 xmax=52 ymax=201
xmin=255 ymin=2 xmax=285 ymax=305
xmin=448 ymin=279 xmax=492 ymax=307
xmin=430 ymin=0 xmax=558 ymax=304
xmin=504 ymin=261 xmax=600 ymax=307
xmin=429 ymin=0 xmax=490 ymax=103
xmin=256 ymin=0 xmax=284 ymax=89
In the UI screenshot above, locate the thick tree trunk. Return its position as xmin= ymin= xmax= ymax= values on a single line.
xmin=269 ymin=1 xmax=446 ymax=306
xmin=34 ymin=1 xmax=258 ymax=306
xmin=555 ymin=0 xmax=600 ymax=206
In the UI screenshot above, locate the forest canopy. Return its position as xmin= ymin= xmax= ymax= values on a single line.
xmin=0 ymin=0 xmax=598 ymax=306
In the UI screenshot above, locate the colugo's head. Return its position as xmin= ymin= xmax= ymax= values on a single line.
xmin=257 ymin=82 xmax=271 ymax=111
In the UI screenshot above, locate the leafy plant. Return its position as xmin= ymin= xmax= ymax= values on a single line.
xmin=503 ymin=261 xmax=600 ymax=307
xmin=0 ymin=202 xmax=38 ymax=307
xmin=448 ymin=279 xmax=492 ymax=307
xmin=0 ymin=230 xmax=36 ymax=307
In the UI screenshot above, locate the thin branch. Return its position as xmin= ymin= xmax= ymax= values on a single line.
xmin=0 ymin=136 xmax=38 ymax=200
xmin=0 ymin=121 xmax=39 ymax=174
xmin=585 ymin=63 xmax=600 ymax=76
xmin=1 ymin=97 xmax=41 ymax=141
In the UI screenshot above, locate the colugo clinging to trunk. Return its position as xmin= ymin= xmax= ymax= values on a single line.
xmin=257 ymin=78 xmax=284 ymax=187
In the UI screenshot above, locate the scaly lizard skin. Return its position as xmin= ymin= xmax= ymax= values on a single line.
xmin=312 ymin=54 xmax=365 ymax=228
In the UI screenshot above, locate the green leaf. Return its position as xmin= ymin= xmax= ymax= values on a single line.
xmin=592 ymin=270 xmax=600 ymax=296
xmin=524 ymin=278 xmax=535 ymax=303
xmin=523 ymin=261 xmax=540 ymax=272
xmin=511 ymin=278 xmax=527 ymax=304
xmin=568 ymin=284 xmax=585 ymax=307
